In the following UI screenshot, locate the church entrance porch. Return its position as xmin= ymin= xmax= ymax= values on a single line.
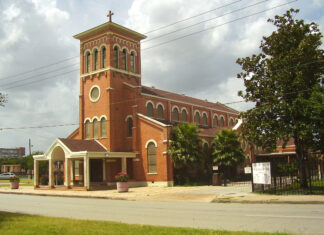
xmin=33 ymin=138 xmax=137 ymax=191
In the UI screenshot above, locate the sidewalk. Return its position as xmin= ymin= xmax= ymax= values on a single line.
xmin=1 ymin=185 xmax=324 ymax=204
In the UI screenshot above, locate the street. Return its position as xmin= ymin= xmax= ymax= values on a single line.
xmin=1 ymin=194 xmax=324 ymax=234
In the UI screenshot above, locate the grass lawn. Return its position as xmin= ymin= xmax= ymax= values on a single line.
xmin=0 ymin=178 xmax=33 ymax=187
xmin=0 ymin=211 xmax=289 ymax=235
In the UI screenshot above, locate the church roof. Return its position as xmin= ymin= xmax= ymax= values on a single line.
xmin=59 ymin=138 xmax=107 ymax=152
xmin=73 ymin=21 xmax=147 ymax=40
xmin=141 ymin=86 xmax=239 ymax=114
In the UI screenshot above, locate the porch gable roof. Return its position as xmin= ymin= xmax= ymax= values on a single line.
xmin=58 ymin=138 xmax=107 ymax=152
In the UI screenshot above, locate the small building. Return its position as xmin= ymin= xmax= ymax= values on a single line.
xmin=1 ymin=164 xmax=21 ymax=173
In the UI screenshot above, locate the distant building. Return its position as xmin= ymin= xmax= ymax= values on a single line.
xmin=0 ymin=147 xmax=25 ymax=159
xmin=1 ymin=164 xmax=21 ymax=173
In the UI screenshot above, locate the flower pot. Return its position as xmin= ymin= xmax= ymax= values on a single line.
xmin=116 ymin=182 xmax=128 ymax=192
xmin=10 ymin=182 xmax=19 ymax=189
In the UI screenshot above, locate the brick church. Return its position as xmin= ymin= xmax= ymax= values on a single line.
xmin=33 ymin=12 xmax=240 ymax=190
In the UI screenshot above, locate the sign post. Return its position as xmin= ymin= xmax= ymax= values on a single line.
xmin=252 ymin=162 xmax=271 ymax=185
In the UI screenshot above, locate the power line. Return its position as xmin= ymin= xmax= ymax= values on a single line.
xmin=0 ymin=56 xmax=78 ymax=81
xmin=3 ymin=69 xmax=79 ymax=90
xmin=143 ymin=0 xmax=243 ymax=34
xmin=142 ymin=0 xmax=297 ymax=51
xmin=0 ymin=63 xmax=79 ymax=88
xmin=143 ymin=0 xmax=269 ymax=43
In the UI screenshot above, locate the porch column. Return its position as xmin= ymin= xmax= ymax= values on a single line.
xmin=65 ymin=158 xmax=71 ymax=188
xmin=102 ymin=159 xmax=106 ymax=181
xmin=84 ymin=156 xmax=90 ymax=190
xmin=34 ymin=159 xmax=39 ymax=188
xmin=122 ymin=157 xmax=127 ymax=172
xmin=49 ymin=159 xmax=54 ymax=188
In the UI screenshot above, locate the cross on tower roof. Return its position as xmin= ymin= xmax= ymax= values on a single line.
xmin=107 ymin=10 xmax=114 ymax=22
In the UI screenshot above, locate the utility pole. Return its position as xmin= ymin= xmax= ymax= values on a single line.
xmin=29 ymin=138 xmax=33 ymax=155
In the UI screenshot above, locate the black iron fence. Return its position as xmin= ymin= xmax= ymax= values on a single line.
xmin=253 ymin=158 xmax=324 ymax=195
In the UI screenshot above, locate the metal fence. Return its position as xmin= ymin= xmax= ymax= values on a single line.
xmin=252 ymin=158 xmax=324 ymax=195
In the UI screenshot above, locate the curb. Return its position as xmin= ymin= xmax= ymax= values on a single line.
xmin=0 ymin=191 xmax=133 ymax=201
xmin=2 ymin=191 xmax=324 ymax=204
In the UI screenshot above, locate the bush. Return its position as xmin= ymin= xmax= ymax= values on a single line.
xmin=9 ymin=176 xmax=20 ymax=182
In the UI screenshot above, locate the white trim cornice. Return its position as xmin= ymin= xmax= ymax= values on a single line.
xmin=81 ymin=66 xmax=141 ymax=78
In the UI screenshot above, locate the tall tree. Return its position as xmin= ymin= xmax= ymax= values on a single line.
xmin=0 ymin=93 xmax=7 ymax=107
xmin=168 ymin=123 xmax=202 ymax=184
xmin=236 ymin=9 xmax=324 ymax=188
xmin=212 ymin=129 xmax=245 ymax=182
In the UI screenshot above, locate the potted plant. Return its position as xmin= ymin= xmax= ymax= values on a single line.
xmin=9 ymin=176 xmax=20 ymax=189
xmin=115 ymin=172 xmax=129 ymax=192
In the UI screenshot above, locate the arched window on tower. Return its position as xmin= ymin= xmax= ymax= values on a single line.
xmin=194 ymin=112 xmax=200 ymax=125
xmin=172 ymin=107 xmax=179 ymax=122
xmin=93 ymin=49 xmax=98 ymax=70
xmin=126 ymin=117 xmax=133 ymax=137
xmin=85 ymin=120 xmax=90 ymax=139
xmin=157 ymin=104 xmax=164 ymax=119
xmin=101 ymin=47 xmax=106 ymax=68
xmin=213 ymin=115 xmax=218 ymax=128
xmin=220 ymin=116 xmax=225 ymax=127
xmin=181 ymin=109 xmax=187 ymax=122
xmin=93 ymin=119 xmax=98 ymax=139
xmin=113 ymin=46 xmax=119 ymax=68
xmin=202 ymin=113 xmax=208 ymax=126
xmin=122 ymin=49 xmax=127 ymax=70
xmin=100 ymin=117 xmax=106 ymax=138
xmin=85 ymin=52 xmax=90 ymax=73
xmin=130 ymin=51 xmax=136 ymax=73
xmin=147 ymin=142 xmax=157 ymax=173
xmin=146 ymin=102 xmax=154 ymax=117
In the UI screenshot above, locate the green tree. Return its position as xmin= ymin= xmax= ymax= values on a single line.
xmin=0 ymin=93 xmax=7 ymax=107
xmin=236 ymin=9 xmax=324 ymax=188
xmin=168 ymin=123 xmax=202 ymax=184
xmin=212 ymin=129 xmax=245 ymax=182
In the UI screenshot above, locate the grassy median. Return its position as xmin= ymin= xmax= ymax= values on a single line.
xmin=0 ymin=211 xmax=288 ymax=235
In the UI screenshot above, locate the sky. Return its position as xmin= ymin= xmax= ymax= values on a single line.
xmin=0 ymin=0 xmax=323 ymax=153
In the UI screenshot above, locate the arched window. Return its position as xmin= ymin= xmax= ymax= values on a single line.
xmin=220 ymin=116 xmax=225 ymax=127
xmin=93 ymin=49 xmax=98 ymax=70
xmin=157 ymin=104 xmax=164 ymax=119
xmin=147 ymin=142 xmax=157 ymax=173
xmin=181 ymin=109 xmax=187 ymax=122
xmin=85 ymin=52 xmax=90 ymax=73
xmin=213 ymin=115 xmax=218 ymax=128
xmin=172 ymin=107 xmax=179 ymax=121
xmin=85 ymin=120 xmax=90 ymax=139
xmin=130 ymin=51 xmax=136 ymax=72
xmin=100 ymin=117 xmax=106 ymax=138
xmin=202 ymin=113 xmax=208 ymax=126
xmin=93 ymin=119 xmax=98 ymax=139
xmin=127 ymin=117 xmax=133 ymax=137
xmin=146 ymin=102 xmax=154 ymax=117
xmin=203 ymin=142 xmax=209 ymax=154
xmin=194 ymin=112 xmax=200 ymax=125
xmin=122 ymin=49 xmax=127 ymax=70
xmin=113 ymin=46 xmax=119 ymax=68
xmin=101 ymin=47 xmax=106 ymax=68
xmin=229 ymin=118 xmax=234 ymax=127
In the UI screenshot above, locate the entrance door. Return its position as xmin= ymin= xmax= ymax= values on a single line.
xmin=90 ymin=159 xmax=103 ymax=182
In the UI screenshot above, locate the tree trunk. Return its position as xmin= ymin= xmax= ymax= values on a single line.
xmin=295 ymin=137 xmax=308 ymax=188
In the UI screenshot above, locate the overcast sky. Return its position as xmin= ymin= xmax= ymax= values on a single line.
xmin=0 ymin=0 xmax=323 ymax=153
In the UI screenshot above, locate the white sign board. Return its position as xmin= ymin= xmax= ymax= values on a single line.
xmin=212 ymin=165 xmax=218 ymax=171
xmin=252 ymin=162 xmax=271 ymax=184
xmin=244 ymin=167 xmax=251 ymax=174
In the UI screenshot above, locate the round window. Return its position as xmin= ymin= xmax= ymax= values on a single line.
xmin=89 ymin=86 xmax=100 ymax=102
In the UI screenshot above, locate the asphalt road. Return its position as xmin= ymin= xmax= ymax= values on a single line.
xmin=1 ymin=194 xmax=324 ymax=234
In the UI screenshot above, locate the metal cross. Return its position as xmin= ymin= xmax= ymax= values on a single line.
xmin=107 ymin=10 xmax=114 ymax=22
